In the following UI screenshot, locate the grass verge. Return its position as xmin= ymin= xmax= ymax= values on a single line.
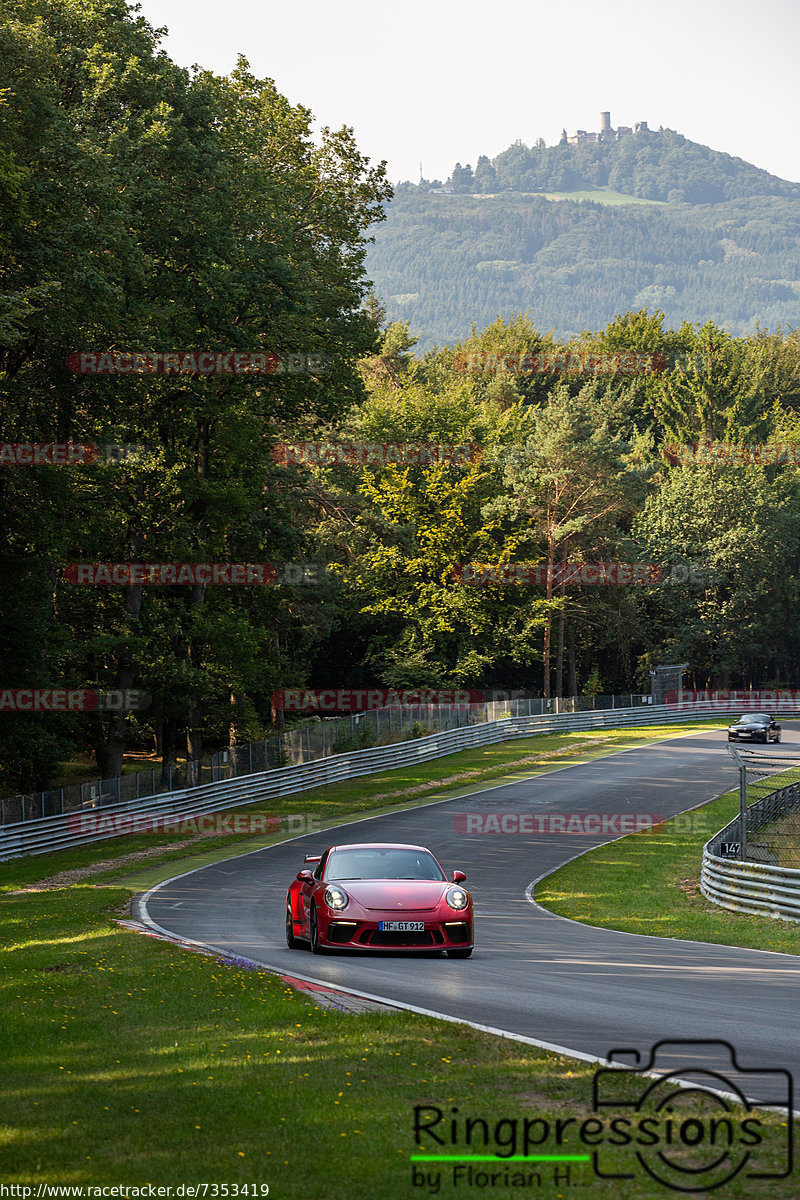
xmin=1 ymin=883 xmax=795 ymax=1197
xmin=536 ymin=788 xmax=800 ymax=955
xmin=4 ymin=718 xmax=796 ymax=1196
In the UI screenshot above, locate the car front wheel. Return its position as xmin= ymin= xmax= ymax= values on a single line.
xmin=446 ymin=947 xmax=473 ymax=958
xmin=286 ymin=902 xmax=300 ymax=949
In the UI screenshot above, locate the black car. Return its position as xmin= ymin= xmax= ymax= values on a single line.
xmin=727 ymin=713 xmax=781 ymax=743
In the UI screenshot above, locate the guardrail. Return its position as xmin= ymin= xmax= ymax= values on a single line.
xmin=2 ymin=693 xmax=655 ymax=825
xmin=701 ymin=855 xmax=800 ymax=921
xmin=701 ymin=762 xmax=800 ymax=922
xmin=0 ymin=698 xmax=794 ymax=863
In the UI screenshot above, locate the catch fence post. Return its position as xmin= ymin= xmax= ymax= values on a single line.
xmin=739 ymin=760 xmax=748 ymax=862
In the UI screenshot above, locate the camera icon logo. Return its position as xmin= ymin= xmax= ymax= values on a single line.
xmin=592 ymin=1039 xmax=792 ymax=1192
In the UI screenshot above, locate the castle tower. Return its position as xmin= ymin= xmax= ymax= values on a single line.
xmin=600 ymin=111 xmax=611 ymax=132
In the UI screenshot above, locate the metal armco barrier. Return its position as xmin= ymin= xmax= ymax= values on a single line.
xmin=1 ymin=699 xmax=795 ymax=863
xmin=701 ymin=752 xmax=800 ymax=921
xmin=701 ymin=855 xmax=800 ymax=921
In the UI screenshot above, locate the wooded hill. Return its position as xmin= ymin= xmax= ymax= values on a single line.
xmin=448 ymin=128 xmax=800 ymax=203
xmin=366 ymin=131 xmax=800 ymax=351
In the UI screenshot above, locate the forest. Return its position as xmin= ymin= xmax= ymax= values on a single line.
xmin=2 ymin=0 xmax=800 ymax=796
xmin=366 ymin=189 xmax=800 ymax=351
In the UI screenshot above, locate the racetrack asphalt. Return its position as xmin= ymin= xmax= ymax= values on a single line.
xmin=138 ymin=725 xmax=800 ymax=1103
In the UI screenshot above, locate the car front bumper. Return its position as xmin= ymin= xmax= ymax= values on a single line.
xmin=320 ymin=915 xmax=473 ymax=951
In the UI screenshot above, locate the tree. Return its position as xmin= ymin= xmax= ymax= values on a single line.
xmin=633 ymin=464 xmax=800 ymax=686
xmin=359 ymin=320 xmax=418 ymax=387
xmin=483 ymin=382 xmax=651 ymax=697
xmin=450 ymin=163 xmax=474 ymax=192
xmin=0 ymin=0 xmax=391 ymax=789
xmin=473 ymin=155 xmax=497 ymax=193
xmin=653 ymin=321 xmax=774 ymax=444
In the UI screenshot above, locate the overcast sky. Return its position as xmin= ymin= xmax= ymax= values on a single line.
xmin=135 ymin=0 xmax=800 ymax=187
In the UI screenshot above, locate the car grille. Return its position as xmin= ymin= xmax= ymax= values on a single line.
xmin=363 ymin=929 xmax=441 ymax=947
xmin=444 ymin=922 xmax=471 ymax=944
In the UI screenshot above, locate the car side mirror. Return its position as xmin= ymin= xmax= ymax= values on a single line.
xmin=296 ymin=870 xmax=315 ymax=884
xmin=452 ymin=870 xmax=467 ymax=883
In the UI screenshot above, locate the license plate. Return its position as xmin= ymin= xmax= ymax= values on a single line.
xmin=378 ymin=920 xmax=424 ymax=931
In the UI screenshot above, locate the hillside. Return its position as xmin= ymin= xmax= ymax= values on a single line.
xmin=461 ymin=127 xmax=800 ymax=203
xmin=365 ymin=132 xmax=800 ymax=351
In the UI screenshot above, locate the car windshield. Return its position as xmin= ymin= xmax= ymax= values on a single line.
xmin=325 ymin=847 xmax=446 ymax=881
xmin=739 ymin=714 xmax=769 ymax=724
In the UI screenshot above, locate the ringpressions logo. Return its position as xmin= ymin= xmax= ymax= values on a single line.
xmin=410 ymin=1040 xmax=792 ymax=1193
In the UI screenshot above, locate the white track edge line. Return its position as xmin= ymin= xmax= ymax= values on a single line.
xmin=525 ymin=795 xmax=800 ymax=963
xmin=132 ymin=902 xmax=799 ymax=1116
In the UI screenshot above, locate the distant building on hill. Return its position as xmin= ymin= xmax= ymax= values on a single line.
xmin=561 ymin=112 xmax=648 ymax=146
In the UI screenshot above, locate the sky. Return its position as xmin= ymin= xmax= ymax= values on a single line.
xmin=134 ymin=0 xmax=800 ymax=187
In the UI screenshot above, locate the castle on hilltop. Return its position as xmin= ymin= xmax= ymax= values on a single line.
xmin=561 ymin=112 xmax=649 ymax=146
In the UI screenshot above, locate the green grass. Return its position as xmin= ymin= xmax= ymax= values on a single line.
xmin=470 ymin=188 xmax=665 ymax=205
xmin=538 ymin=187 xmax=665 ymax=206
xmin=536 ymin=788 xmax=800 ymax=954
xmin=4 ymin=717 xmax=797 ymax=1196
xmin=1 ymin=883 xmax=796 ymax=1196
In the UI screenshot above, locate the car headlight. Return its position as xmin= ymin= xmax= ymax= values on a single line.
xmin=447 ymin=886 xmax=469 ymax=910
xmin=323 ymin=885 xmax=348 ymax=911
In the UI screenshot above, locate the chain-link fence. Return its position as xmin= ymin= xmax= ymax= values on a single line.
xmin=715 ymin=746 xmax=800 ymax=867
xmin=0 ymin=691 xmax=653 ymax=825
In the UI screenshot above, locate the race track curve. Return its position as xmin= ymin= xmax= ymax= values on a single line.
xmin=138 ymin=726 xmax=800 ymax=1101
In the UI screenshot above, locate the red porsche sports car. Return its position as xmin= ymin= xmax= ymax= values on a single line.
xmin=285 ymin=841 xmax=473 ymax=957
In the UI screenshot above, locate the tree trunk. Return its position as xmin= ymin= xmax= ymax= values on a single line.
xmin=543 ymin=532 xmax=554 ymax=699
xmin=186 ymin=700 xmax=203 ymax=785
xmin=568 ymin=625 xmax=577 ymax=697
xmin=99 ymin=581 xmax=143 ymax=779
xmin=554 ymin=547 xmax=569 ymax=697
xmin=555 ymin=607 xmax=565 ymax=699
xmin=186 ymin=580 xmax=206 ymax=782
xmin=185 ymin=419 xmax=211 ymax=784
xmin=229 ymin=692 xmax=246 ymax=746
xmin=160 ymin=718 xmax=178 ymax=787
xmin=271 ymin=627 xmax=285 ymax=732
